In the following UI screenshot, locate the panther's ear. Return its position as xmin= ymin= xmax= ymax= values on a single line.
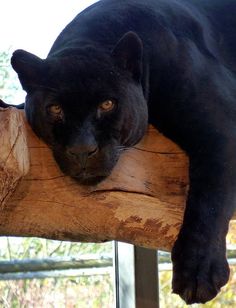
xmin=112 ymin=31 xmax=143 ymax=81
xmin=11 ymin=49 xmax=44 ymax=92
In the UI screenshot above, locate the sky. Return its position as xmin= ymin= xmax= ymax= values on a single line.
xmin=1 ymin=0 xmax=97 ymax=57
xmin=0 ymin=0 xmax=97 ymax=103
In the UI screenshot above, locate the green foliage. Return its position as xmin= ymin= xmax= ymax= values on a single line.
xmin=0 ymin=275 xmax=114 ymax=308
xmin=0 ymin=237 xmax=113 ymax=260
xmin=0 ymin=237 xmax=114 ymax=307
xmin=0 ymin=48 xmax=22 ymax=103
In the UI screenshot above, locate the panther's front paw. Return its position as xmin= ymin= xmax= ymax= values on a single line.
xmin=171 ymin=237 xmax=230 ymax=304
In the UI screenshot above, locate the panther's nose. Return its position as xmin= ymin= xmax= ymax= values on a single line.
xmin=67 ymin=145 xmax=98 ymax=159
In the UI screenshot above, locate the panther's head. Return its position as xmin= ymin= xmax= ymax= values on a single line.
xmin=11 ymin=32 xmax=148 ymax=184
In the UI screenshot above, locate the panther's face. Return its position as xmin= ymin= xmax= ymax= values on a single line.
xmin=11 ymin=32 xmax=148 ymax=184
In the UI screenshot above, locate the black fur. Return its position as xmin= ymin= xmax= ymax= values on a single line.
xmin=0 ymin=99 xmax=24 ymax=109
xmin=11 ymin=0 xmax=236 ymax=304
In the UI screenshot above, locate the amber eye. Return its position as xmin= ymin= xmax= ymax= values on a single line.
xmin=98 ymin=100 xmax=115 ymax=112
xmin=48 ymin=105 xmax=62 ymax=115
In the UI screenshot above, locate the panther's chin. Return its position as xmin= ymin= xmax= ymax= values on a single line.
xmin=72 ymin=171 xmax=109 ymax=186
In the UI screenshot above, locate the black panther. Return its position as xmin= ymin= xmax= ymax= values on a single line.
xmin=11 ymin=0 xmax=236 ymax=304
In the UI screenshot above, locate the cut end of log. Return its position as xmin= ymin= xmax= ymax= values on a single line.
xmin=0 ymin=107 xmax=30 ymax=207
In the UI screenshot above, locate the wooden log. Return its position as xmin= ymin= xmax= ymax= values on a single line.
xmin=0 ymin=107 xmax=190 ymax=251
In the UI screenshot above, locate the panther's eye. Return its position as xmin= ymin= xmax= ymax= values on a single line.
xmin=48 ymin=105 xmax=62 ymax=115
xmin=98 ymin=100 xmax=115 ymax=112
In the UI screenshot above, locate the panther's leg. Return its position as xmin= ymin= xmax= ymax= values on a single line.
xmin=171 ymin=135 xmax=236 ymax=304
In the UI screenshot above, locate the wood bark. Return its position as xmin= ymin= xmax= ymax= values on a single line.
xmin=0 ymin=107 xmax=191 ymax=251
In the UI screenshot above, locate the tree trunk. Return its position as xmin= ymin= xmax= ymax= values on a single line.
xmin=0 ymin=107 xmax=191 ymax=251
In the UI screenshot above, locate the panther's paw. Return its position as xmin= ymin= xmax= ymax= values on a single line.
xmin=171 ymin=237 xmax=230 ymax=304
